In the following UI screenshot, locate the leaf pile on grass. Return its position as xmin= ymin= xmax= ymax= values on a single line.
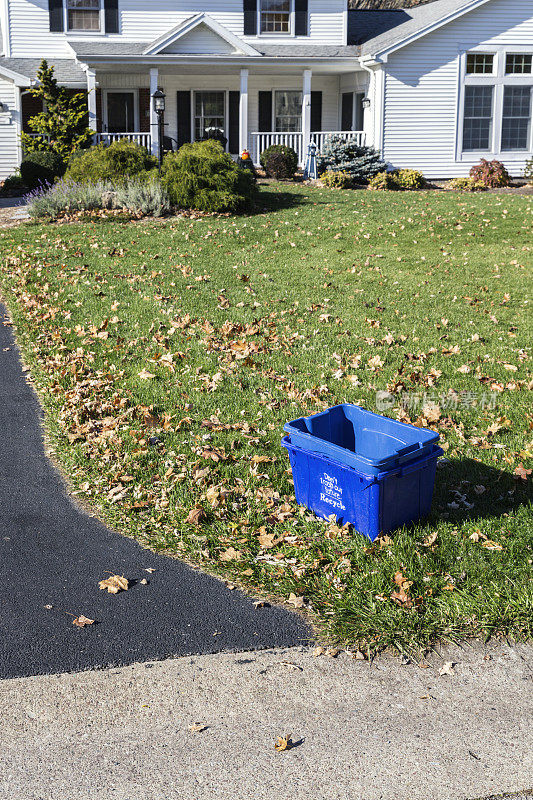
xmin=0 ymin=185 xmax=531 ymax=654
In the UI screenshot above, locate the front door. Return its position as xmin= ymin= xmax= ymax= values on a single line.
xmin=194 ymin=91 xmax=225 ymax=141
xmin=106 ymin=91 xmax=135 ymax=133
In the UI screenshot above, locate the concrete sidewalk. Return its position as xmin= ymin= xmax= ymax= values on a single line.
xmin=2 ymin=641 xmax=531 ymax=800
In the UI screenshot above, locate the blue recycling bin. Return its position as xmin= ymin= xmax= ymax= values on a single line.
xmin=282 ymin=404 xmax=442 ymax=540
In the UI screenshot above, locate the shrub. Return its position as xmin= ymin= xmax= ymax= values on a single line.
xmin=20 ymin=150 xmax=66 ymax=189
xmin=320 ymin=170 xmax=352 ymax=189
xmin=0 ymin=173 xmax=26 ymax=196
xmin=259 ymin=145 xmax=298 ymax=177
xmin=395 ymin=168 xmax=425 ymax=190
xmin=161 ymin=140 xmax=256 ymax=212
xmin=469 ymin=158 xmax=510 ymax=188
xmin=66 ymin=140 xmax=157 ymax=185
xmin=264 ymin=150 xmax=296 ymax=180
xmin=523 ymin=157 xmax=533 ymax=183
xmin=367 ymin=171 xmax=400 ymax=191
xmin=445 ymin=177 xmax=487 ymax=192
xmin=114 ymin=179 xmax=170 ymax=217
xmin=317 ymin=135 xmax=385 ymax=183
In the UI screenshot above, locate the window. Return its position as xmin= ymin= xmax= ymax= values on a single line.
xmin=501 ymin=86 xmax=531 ymax=150
xmin=260 ymin=0 xmax=290 ymax=34
xmin=466 ymin=53 xmax=494 ymax=74
xmin=275 ymin=91 xmax=301 ymax=132
xmin=506 ymin=54 xmax=532 ymax=74
xmin=463 ymin=85 xmax=493 ymax=150
xmin=106 ymin=92 xmax=135 ymax=133
xmin=66 ymin=0 xmax=101 ymax=31
xmin=194 ymin=92 xmax=225 ymax=141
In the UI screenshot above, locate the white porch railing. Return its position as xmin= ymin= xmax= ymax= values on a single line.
xmin=249 ymin=130 xmax=365 ymax=167
xmin=94 ymin=132 xmax=152 ymax=149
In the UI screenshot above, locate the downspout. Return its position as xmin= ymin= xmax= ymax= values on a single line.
xmin=358 ymin=58 xmax=376 ymax=150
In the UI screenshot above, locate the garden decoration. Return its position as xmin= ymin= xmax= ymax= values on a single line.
xmin=237 ymin=149 xmax=256 ymax=178
xmin=303 ymin=142 xmax=317 ymax=180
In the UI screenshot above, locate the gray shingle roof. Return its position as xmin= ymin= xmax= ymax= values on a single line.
xmin=0 ymin=58 xmax=87 ymax=84
xmin=358 ymin=0 xmax=481 ymax=55
xmin=71 ymin=41 xmax=360 ymax=58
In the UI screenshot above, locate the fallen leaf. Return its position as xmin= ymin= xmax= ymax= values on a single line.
xmin=287 ymin=593 xmax=305 ymax=608
xmin=72 ymin=615 xmax=94 ymax=628
xmin=514 ymin=463 xmax=532 ymax=481
xmin=253 ymin=600 xmax=270 ymax=608
xmin=144 ymin=568 xmax=156 ymax=573
xmin=481 ymin=539 xmax=504 ymax=551
xmin=439 ymin=661 xmax=455 ymax=676
xmin=140 ymin=578 xmax=148 ymax=585
xmin=219 ymin=546 xmax=242 ymax=561
xmin=138 ymin=369 xmax=156 ymax=380
xmin=422 ymin=532 xmax=438 ymax=547
xmin=185 ymin=506 xmax=205 ymax=526
xmin=313 ymin=646 xmax=326 ymax=657
xmin=189 ymin=723 xmax=208 ymax=733
xmin=98 ymin=574 xmax=129 ymax=594
xmin=274 ymin=734 xmax=293 ymax=752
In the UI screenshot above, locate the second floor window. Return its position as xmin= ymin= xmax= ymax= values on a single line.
xmin=260 ymin=0 xmax=290 ymax=34
xmin=67 ymin=0 xmax=101 ymax=32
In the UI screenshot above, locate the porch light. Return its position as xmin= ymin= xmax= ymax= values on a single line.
xmin=153 ymin=89 xmax=166 ymax=114
xmin=362 ymin=96 xmax=371 ymax=109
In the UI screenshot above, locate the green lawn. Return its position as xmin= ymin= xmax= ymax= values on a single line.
xmin=1 ymin=184 xmax=532 ymax=654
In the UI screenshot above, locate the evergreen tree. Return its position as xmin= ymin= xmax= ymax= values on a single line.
xmin=317 ymin=135 xmax=385 ymax=183
xmin=20 ymin=60 xmax=94 ymax=160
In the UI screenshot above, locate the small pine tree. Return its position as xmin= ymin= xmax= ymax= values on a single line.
xmin=20 ymin=60 xmax=94 ymax=160
xmin=317 ymin=135 xmax=385 ymax=183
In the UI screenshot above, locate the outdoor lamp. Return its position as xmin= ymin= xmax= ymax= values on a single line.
xmin=362 ymin=96 xmax=371 ymax=109
xmin=153 ymin=88 xmax=166 ymax=114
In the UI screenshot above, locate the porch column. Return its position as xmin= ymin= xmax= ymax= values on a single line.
xmin=149 ymin=68 xmax=159 ymax=157
xmin=301 ymin=69 xmax=312 ymax=166
xmin=239 ymin=68 xmax=249 ymax=154
xmin=86 ymin=70 xmax=97 ymax=133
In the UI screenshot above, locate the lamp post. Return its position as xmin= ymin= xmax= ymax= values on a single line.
xmin=152 ymin=88 xmax=166 ymax=175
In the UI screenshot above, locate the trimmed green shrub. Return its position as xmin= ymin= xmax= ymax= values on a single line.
xmin=317 ymin=135 xmax=385 ymax=183
xmin=445 ymin=177 xmax=487 ymax=192
xmin=20 ymin=150 xmax=66 ymax=189
xmin=259 ymin=144 xmax=298 ymax=177
xmin=523 ymin=156 xmax=533 ymax=183
xmin=367 ymin=171 xmax=400 ymax=191
xmin=469 ymin=158 xmax=510 ymax=188
xmin=320 ymin=170 xmax=353 ymax=189
xmin=0 ymin=173 xmax=26 ymax=196
xmin=264 ymin=150 xmax=296 ymax=180
xmin=395 ymin=168 xmax=425 ymax=189
xmin=161 ymin=140 xmax=256 ymax=212
xmin=66 ymin=140 xmax=157 ymax=185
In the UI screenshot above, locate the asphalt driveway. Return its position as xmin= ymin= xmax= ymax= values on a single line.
xmin=0 ymin=304 xmax=310 ymax=679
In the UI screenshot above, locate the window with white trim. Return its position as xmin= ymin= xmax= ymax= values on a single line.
xmin=275 ymin=91 xmax=301 ymax=132
xmin=501 ymin=86 xmax=531 ymax=150
xmin=260 ymin=0 xmax=290 ymax=34
xmin=67 ymin=0 xmax=101 ymax=31
xmin=506 ymin=54 xmax=532 ymax=75
xmin=463 ymin=85 xmax=493 ymax=151
xmin=466 ymin=53 xmax=494 ymax=74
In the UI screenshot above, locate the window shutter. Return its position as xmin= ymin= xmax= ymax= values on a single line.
xmin=104 ymin=0 xmax=119 ymax=33
xmin=177 ymin=91 xmax=191 ymax=148
xmin=311 ymin=91 xmax=322 ymax=132
xmin=243 ymin=0 xmax=257 ymax=36
xmin=258 ymin=91 xmax=272 ymax=132
xmin=228 ymin=91 xmax=240 ymax=154
xmin=49 ymin=0 xmax=64 ymax=32
xmin=341 ymin=92 xmax=353 ymax=131
xmin=294 ymin=0 xmax=308 ymax=36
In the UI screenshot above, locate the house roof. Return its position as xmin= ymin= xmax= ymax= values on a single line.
xmin=0 ymin=58 xmax=87 ymax=85
xmin=357 ymin=0 xmax=491 ymax=57
xmin=69 ymin=40 xmax=360 ymax=59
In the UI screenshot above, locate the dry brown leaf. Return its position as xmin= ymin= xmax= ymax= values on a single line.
xmin=274 ymin=734 xmax=293 ymax=752
xmin=72 ymin=615 xmax=94 ymax=628
xmin=185 ymin=506 xmax=205 ymax=526
xmin=514 ymin=463 xmax=532 ymax=481
xmin=481 ymin=539 xmax=504 ymax=551
xmin=287 ymin=593 xmax=305 ymax=608
xmin=422 ymin=531 xmax=438 ymax=547
xmin=439 ymin=661 xmax=455 ymax=676
xmin=189 ymin=723 xmax=208 ymax=733
xmin=98 ymin=574 xmax=129 ymax=594
xmin=313 ymin=646 xmax=326 ymax=657
xmin=219 ymin=547 xmax=242 ymax=561
xmin=140 ymin=578 xmax=148 ymax=585
xmin=138 ymin=369 xmax=156 ymax=380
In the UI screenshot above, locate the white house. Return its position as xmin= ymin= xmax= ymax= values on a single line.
xmin=0 ymin=0 xmax=531 ymax=180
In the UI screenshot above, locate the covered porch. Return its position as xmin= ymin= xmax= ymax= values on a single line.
xmin=81 ymin=60 xmax=370 ymax=167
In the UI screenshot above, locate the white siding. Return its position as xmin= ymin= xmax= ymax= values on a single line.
xmin=161 ymin=25 xmax=237 ymax=53
xmin=0 ymin=79 xmax=19 ymax=180
xmin=382 ymin=0 xmax=533 ymax=177
xmin=8 ymin=0 xmax=346 ymax=57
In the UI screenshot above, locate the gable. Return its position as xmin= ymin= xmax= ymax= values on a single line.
xmin=160 ymin=24 xmax=238 ymax=55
